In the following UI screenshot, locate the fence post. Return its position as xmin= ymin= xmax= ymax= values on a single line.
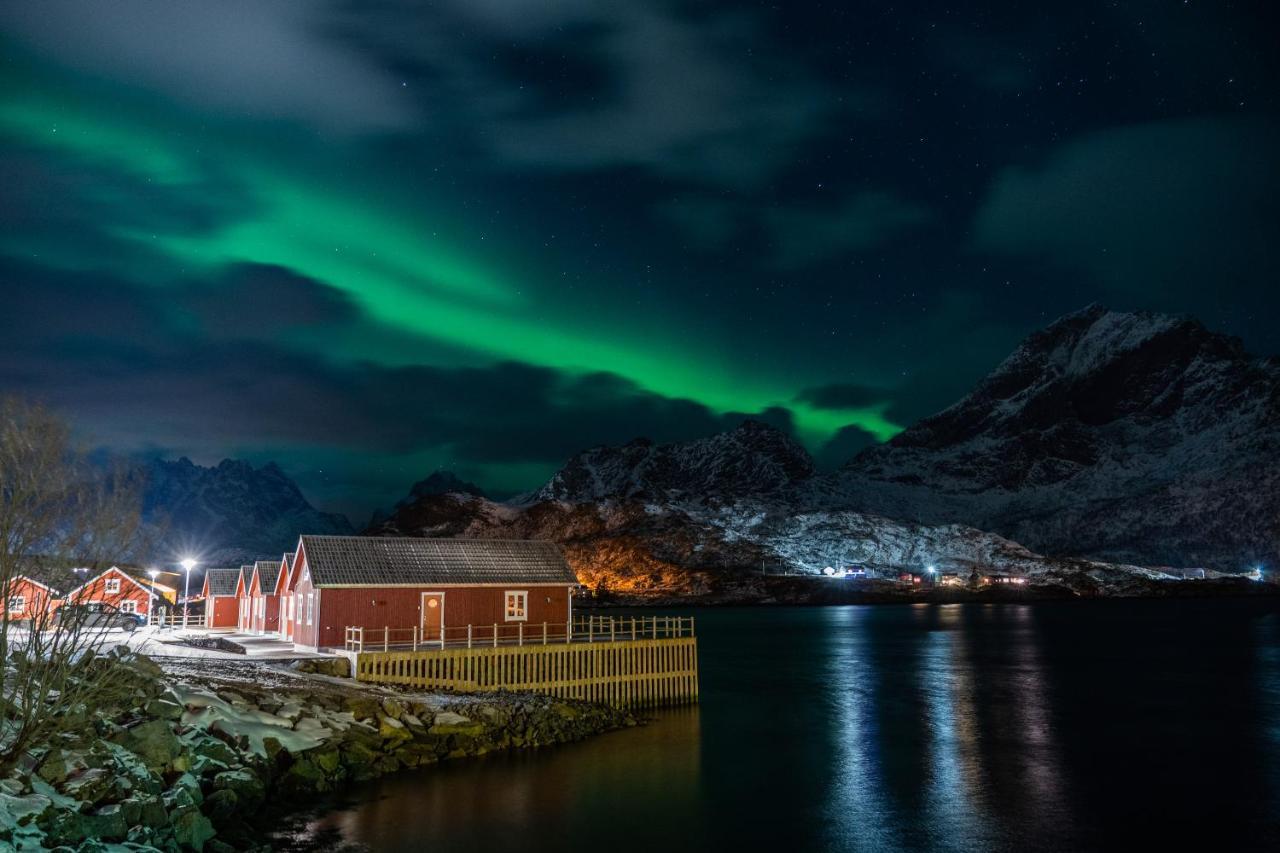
xmin=412 ymin=625 xmax=419 ymax=651
xmin=588 ymin=618 xmax=593 ymax=644
xmin=383 ymin=627 xmax=389 ymax=652
xmin=632 ymin=616 xmax=637 ymax=641
xmin=543 ymin=621 xmax=548 ymax=645
xmin=467 ymin=624 xmax=473 ymax=649
xmin=610 ymin=617 xmax=615 ymax=643
xmin=493 ymin=623 xmax=498 ymax=648
xmin=518 ymin=622 xmax=523 ymax=646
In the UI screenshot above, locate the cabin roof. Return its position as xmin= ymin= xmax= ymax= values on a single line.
xmin=253 ymin=560 xmax=282 ymax=592
xmin=298 ymin=535 xmax=577 ymax=587
xmin=203 ymin=568 xmax=241 ymax=597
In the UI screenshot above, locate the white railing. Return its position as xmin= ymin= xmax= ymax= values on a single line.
xmin=344 ymin=615 xmax=695 ymax=653
xmin=147 ymin=612 xmax=207 ymax=629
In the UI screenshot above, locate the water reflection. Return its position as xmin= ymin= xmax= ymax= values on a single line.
xmin=827 ymin=606 xmax=899 ymax=851
xmin=290 ymin=601 xmax=1280 ymax=853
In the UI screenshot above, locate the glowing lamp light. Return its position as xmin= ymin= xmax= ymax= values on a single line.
xmin=822 ymin=567 xmax=836 ymax=577
xmin=926 ymin=564 xmax=936 ymax=574
xmin=180 ymin=558 xmax=196 ymax=571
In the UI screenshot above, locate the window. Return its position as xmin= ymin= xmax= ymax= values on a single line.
xmin=104 ymin=577 xmax=121 ymax=594
xmin=8 ymin=595 xmax=24 ymax=614
xmin=305 ymin=593 xmax=314 ymax=626
xmin=119 ymin=600 xmax=138 ymax=614
xmin=505 ymin=590 xmax=528 ymax=621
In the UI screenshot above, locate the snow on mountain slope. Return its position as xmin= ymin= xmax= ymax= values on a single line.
xmin=834 ymin=304 xmax=1280 ymax=569
xmin=532 ymin=420 xmax=813 ymax=503
xmin=372 ymin=305 xmax=1276 ymax=596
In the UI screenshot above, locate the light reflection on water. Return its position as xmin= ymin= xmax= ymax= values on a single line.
xmin=286 ymin=600 xmax=1280 ymax=853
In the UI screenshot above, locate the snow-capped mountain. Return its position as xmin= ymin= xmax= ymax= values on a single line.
xmin=532 ymin=420 xmax=813 ymax=503
xmin=142 ymin=457 xmax=352 ymax=564
xmin=371 ymin=305 xmax=1276 ymax=598
xmin=834 ymin=304 xmax=1280 ymax=570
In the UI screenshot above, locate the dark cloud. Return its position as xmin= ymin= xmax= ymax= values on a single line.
xmin=338 ymin=1 xmax=838 ymax=187
xmin=765 ymin=192 xmax=935 ymax=269
xmin=815 ymin=424 xmax=879 ymax=470
xmin=0 ymin=1 xmax=415 ymax=132
xmin=184 ymin=264 xmax=362 ymax=337
xmin=795 ymin=383 xmax=889 ymax=411
xmin=0 ymin=260 xmax=805 ymax=498
xmin=973 ymin=117 xmax=1280 ymax=304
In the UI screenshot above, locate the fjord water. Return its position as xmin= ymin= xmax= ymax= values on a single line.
xmin=304 ymin=601 xmax=1280 ymax=852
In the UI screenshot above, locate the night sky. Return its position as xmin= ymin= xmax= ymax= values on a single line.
xmin=2 ymin=1 xmax=1277 ymax=519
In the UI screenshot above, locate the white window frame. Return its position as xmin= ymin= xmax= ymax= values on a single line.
xmin=104 ymin=577 xmax=121 ymax=594
xmin=119 ymin=600 xmax=138 ymax=614
xmin=306 ymin=592 xmax=314 ymax=626
xmin=8 ymin=595 xmax=25 ymax=614
xmin=504 ymin=590 xmax=528 ymax=622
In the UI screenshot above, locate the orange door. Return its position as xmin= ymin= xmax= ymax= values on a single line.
xmin=420 ymin=592 xmax=444 ymax=642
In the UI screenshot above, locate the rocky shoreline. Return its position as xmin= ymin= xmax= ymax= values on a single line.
xmin=0 ymin=654 xmax=634 ymax=851
xmin=585 ymin=574 xmax=1279 ymax=607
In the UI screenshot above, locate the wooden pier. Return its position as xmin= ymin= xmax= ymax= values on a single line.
xmin=350 ymin=616 xmax=699 ymax=709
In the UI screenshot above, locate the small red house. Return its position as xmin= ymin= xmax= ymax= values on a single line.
xmin=234 ymin=566 xmax=252 ymax=631
xmin=248 ymin=559 xmax=283 ymax=634
xmin=64 ymin=566 xmax=174 ymax=618
xmin=201 ymin=568 xmax=241 ymax=628
xmin=278 ymin=551 xmax=301 ymax=641
xmin=4 ymin=575 xmax=62 ymax=622
xmin=288 ymin=535 xmax=578 ymax=650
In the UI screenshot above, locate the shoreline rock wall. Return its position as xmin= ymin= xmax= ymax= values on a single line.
xmin=0 ymin=654 xmax=634 ymax=851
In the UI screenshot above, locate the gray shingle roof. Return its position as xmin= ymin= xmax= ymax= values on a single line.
xmin=253 ymin=560 xmax=282 ymax=593
xmin=204 ymin=568 xmax=240 ymax=597
xmin=299 ymin=536 xmax=577 ymax=587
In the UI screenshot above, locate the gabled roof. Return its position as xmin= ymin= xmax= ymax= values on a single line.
xmin=5 ymin=574 xmax=62 ymax=597
xmin=297 ymin=535 xmax=577 ymax=588
xmin=202 ymin=568 xmax=241 ymax=597
xmin=66 ymin=565 xmax=162 ymax=601
xmin=273 ymin=552 xmax=295 ymax=596
xmin=251 ymin=560 xmax=281 ymax=595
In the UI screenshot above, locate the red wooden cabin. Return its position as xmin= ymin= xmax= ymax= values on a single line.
xmin=287 ymin=535 xmax=578 ymax=650
xmin=64 ymin=566 xmax=174 ymax=618
xmin=248 ymin=559 xmax=283 ymax=634
xmin=234 ymin=566 xmax=252 ymax=631
xmin=201 ymin=568 xmax=241 ymax=628
xmin=4 ymin=575 xmax=62 ymax=621
xmin=278 ymin=551 xmax=300 ymax=641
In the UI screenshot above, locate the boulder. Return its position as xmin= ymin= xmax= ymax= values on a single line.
xmin=202 ymin=788 xmax=240 ymax=827
xmin=342 ymin=694 xmax=381 ymax=721
xmin=170 ymin=804 xmax=216 ymax=851
xmin=212 ymin=769 xmax=265 ymax=812
xmin=116 ymin=720 xmax=181 ymax=769
xmin=291 ymin=657 xmax=351 ymax=678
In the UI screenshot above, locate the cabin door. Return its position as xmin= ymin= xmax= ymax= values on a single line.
xmin=420 ymin=592 xmax=444 ymax=643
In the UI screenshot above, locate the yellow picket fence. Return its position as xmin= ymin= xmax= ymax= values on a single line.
xmin=354 ymin=635 xmax=699 ymax=709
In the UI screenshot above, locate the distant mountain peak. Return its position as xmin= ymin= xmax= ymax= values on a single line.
xmin=840 ymin=304 xmax=1279 ymax=568
xmin=405 ymin=471 xmax=486 ymax=501
xmin=533 ymin=419 xmax=814 ymax=503
xmin=142 ymin=456 xmax=351 ymax=564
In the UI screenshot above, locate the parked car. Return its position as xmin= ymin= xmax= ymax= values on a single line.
xmin=53 ymin=602 xmax=143 ymax=632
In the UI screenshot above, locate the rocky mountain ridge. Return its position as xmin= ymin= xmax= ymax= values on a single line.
xmin=142 ymin=457 xmax=352 ymax=565
xmin=370 ymin=305 xmax=1278 ymax=598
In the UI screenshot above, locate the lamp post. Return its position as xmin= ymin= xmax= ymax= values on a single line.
xmin=180 ymin=558 xmax=196 ymax=628
xmin=147 ymin=569 xmax=159 ymax=628
xmin=926 ymin=564 xmax=936 ymax=587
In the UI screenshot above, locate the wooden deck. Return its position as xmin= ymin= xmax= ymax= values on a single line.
xmin=351 ymin=616 xmax=699 ymax=709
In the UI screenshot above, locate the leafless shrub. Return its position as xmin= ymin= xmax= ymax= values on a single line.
xmin=0 ymin=397 xmax=149 ymax=770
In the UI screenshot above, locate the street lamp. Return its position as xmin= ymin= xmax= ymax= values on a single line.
xmin=147 ymin=568 xmax=159 ymax=627
xmin=180 ymin=558 xmax=196 ymax=628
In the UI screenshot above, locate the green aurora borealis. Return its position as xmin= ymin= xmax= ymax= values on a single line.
xmin=1 ymin=63 xmax=898 ymax=443
xmin=2 ymin=2 xmax=1276 ymax=516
